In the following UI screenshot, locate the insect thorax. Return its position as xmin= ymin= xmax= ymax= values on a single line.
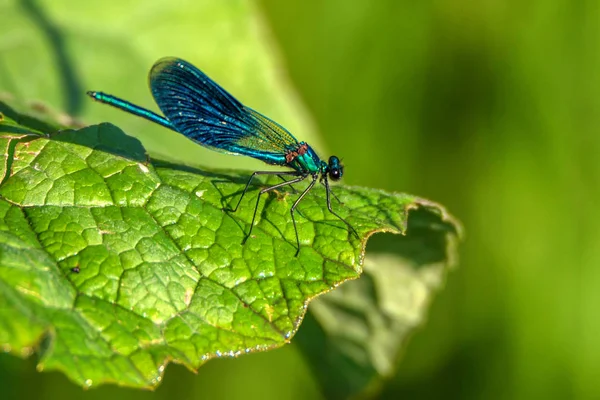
xmin=285 ymin=142 xmax=321 ymax=174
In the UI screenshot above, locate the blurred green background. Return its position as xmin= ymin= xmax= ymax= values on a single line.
xmin=1 ymin=0 xmax=598 ymax=399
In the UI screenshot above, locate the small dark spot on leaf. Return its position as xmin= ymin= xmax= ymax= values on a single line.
xmin=29 ymin=101 xmax=50 ymax=113
xmin=71 ymin=266 xmax=80 ymax=273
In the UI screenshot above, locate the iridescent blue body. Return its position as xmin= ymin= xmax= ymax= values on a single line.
xmin=88 ymin=57 xmax=356 ymax=255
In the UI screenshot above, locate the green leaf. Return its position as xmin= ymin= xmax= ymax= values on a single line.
xmin=296 ymin=210 xmax=460 ymax=398
xmin=0 ymin=107 xmax=461 ymax=390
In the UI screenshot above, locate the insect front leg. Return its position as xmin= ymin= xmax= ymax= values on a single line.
xmin=323 ymin=176 xmax=358 ymax=238
xmin=320 ymin=181 xmax=343 ymax=204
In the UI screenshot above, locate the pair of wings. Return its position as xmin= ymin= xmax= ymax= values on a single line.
xmin=149 ymin=57 xmax=298 ymax=165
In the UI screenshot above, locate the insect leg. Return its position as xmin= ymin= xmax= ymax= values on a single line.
xmin=228 ymin=170 xmax=300 ymax=212
xmin=243 ymin=174 xmax=309 ymax=245
xmin=321 ymin=181 xmax=343 ymax=204
xmin=278 ymin=174 xmax=299 ymax=193
xmin=290 ymin=176 xmax=318 ymax=256
xmin=324 ymin=177 xmax=359 ymax=238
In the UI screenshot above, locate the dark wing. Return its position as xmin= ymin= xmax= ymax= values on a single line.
xmin=149 ymin=57 xmax=299 ymax=165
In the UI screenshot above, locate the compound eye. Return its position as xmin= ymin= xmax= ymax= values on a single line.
xmin=327 ymin=156 xmax=343 ymax=181
xmin=329 ymin=168 xmax=342 ymax=181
